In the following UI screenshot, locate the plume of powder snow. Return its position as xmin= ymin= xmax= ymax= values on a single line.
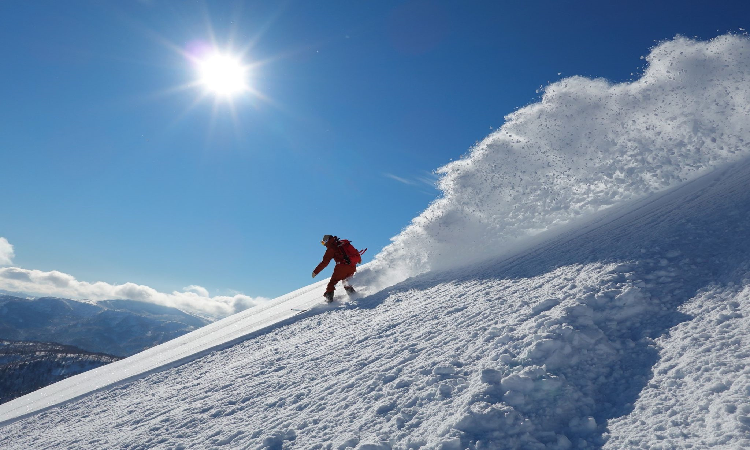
xmin=364 ymin=34 xmax=750 ymax=289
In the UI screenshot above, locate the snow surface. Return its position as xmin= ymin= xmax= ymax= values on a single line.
xmin=2 ymin=146 xmax=750 ymax=449
xmin=0 ymin=279 xmax=338 ymax=424
xmin=2 ymin=34 xmax=750 ymax=448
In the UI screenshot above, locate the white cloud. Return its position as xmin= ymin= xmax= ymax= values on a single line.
xmin=0 ymin=267 xmax=268 ymax=319
xmin=0 ymin=238 xmax=14 ymax=266
xmin=0 ymin=267 xmax=31 ymax=281
xmin=183 ymin=285 xmax=210 ymax=297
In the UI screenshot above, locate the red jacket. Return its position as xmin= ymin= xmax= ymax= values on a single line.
xmin=314 ymin=237 xmax=355 ymax=275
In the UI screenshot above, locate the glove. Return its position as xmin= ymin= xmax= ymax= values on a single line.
xmin=312 ymin=271 xmax=317 ymax=278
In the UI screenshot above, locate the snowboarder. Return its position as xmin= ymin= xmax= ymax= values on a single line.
xmin=312 ymin=235 xmax=364 ymax=302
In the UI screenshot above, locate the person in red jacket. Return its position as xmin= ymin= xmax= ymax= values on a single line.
xmin=312 ymin=234 xmax=356 ymax=302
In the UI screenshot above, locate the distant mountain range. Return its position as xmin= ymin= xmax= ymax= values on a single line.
xmin=0 ymin=340 xmax=120 ymax=405
xmin=0 ymin=294 xmax=211 ymax=357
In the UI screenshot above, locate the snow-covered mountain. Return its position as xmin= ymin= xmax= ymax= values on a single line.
xmin=0 ymin=296 xmax=207 ymax=404
xmin=2 ymin=35 xmax=750 ymax=449
xmin=0 ymin=340 xmax=120 ymax=405
xmin=0 ymin=295 xmax=210 ymax=357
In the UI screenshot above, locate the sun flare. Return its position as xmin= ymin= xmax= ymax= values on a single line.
xmin=197 ymin=53 xmax=248 ymax=97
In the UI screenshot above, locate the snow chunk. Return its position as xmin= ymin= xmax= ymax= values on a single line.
xmin=532 ymin=298 xmax=560 ymax=315
xmin=432 ymin=364 xmax=456 ymax=376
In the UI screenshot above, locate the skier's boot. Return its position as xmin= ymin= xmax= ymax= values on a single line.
xmin=344 ymin=285 xmax=356 ymax=294
xmin=323 ymin=291 xmax=334 ymax=303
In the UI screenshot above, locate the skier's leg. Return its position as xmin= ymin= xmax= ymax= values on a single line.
xmin=324 ymin=274 xmax=337 ymax=302
xmin=325 ymin=274 xmax=338 ymax=294
xmin=342 ymin=277 xmax=354 ymax=292
xmin=326 ymin=265 xmax=351 ymax=293
xmin=340 ymin=266 xmax=357 ymax=293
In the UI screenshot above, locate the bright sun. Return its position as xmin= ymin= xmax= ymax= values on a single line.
xmin=197 ymin=53 xmax=248 ymax=97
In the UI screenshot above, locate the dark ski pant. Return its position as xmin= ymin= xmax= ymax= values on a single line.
xmin=326 ymin=263 xmax=356 ymax=293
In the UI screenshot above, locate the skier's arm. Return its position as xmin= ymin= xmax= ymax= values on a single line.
xmin=313 ymin=248 xmax=334 ymax=275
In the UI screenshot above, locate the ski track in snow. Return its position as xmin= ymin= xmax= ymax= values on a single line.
xmin=2 ymin=152 xmax=750 ymax=449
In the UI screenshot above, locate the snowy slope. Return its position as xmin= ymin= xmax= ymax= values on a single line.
xmin=1 ymin=151 xmax=750 ymax=448
xmin=0 ymin=279 xmax=340 ymax=425
xmin=2 ymin=34 xmax=750 ymax=448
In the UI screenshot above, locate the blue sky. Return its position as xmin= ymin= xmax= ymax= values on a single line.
xmin=2 ymin=0 xmax=749 ymax=302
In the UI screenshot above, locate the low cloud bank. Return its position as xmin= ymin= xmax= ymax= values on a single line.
xmin=367 ymin=34 xmax=750 ymax=288
xmin=0 ymin=265 xmax=266 ymax=319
